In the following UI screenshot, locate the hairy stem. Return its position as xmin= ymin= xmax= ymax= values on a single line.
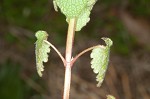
xmin=63 ymin=18 xmax=76 ymax=99
xmin=71 ymin=45 xmax=104 ymax=66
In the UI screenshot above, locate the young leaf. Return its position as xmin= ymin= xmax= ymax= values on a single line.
xmin=107 ymin=95 xmax=116 ymax=99
xmin=53 ymin=0 xmax=97 ymax=31
xmin=35 ymin=31 xmax=50 ymax=77
xmin=90 ymin=37 xmax=113 ymax=87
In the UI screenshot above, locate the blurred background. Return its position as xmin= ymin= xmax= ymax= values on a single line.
xmin=0 ymin=0 xmax=150 ymax=99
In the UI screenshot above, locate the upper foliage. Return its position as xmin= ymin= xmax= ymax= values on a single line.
xmin=90 ymin=37 xmax=113 ymax=87
xmin=53 ymin=0 xmax=97 ymax=31
xmin=35 ymin=31 xmax=50 ymax=77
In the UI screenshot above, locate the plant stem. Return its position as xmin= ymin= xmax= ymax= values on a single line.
xmin=63 ymin=18 xmax=76 ymax=99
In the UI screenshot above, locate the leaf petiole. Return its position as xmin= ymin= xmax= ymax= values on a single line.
xmin=71 ymin=45 xmax=105 ymax=67
xmin=44 ymin=40 xmax=66 ymax=66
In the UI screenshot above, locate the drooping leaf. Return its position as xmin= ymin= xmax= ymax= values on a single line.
xmin=35 ymin=31 xmax=50 ymax=77
xmin=90 ymin=37 xmax=113 ymax=87
xmin=53 ymin=0 xmax=97 ymax=31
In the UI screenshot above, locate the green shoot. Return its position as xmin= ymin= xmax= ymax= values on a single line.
xmin=107 ymin=95 xmax=116 ymax=99
xmin=34 ymin=1 xmax=113 ymax=99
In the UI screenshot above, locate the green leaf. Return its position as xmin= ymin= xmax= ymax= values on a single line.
xmin=90 ymin=37 xmax=113 ymax=87
xmin=53 ymin=0 xmax=97 ymax=31
xmin=107 ymin=95 xmax=116 ymax=99
xmin=75 ymin=8 xmax=90 ymax=31
xmin=35 ymin=31 xmax=50 ymax=77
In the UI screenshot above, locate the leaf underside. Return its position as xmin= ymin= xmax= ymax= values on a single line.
xmin=35 ymin=31 xmax=50 ymax=77
xmin=90 ymin=37 xmax=113 ymax=87
xmin=53 ymin=0 xmax=97 ymax=31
